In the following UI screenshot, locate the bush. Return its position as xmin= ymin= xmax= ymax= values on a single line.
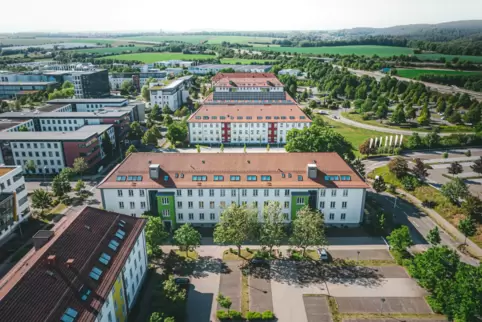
xmin=393 ymin=147 xmax=402 ymax=155
xmin=401 ymin=175 xmax=419 ymax=191
xmin=387 ymin=184 xmax=396 ymax=193
xmin=216 ymin=310 xmax=229 ymax=320
xmin=261 ymin=311 xmax=275 ymax=320
xmin=422 ymin=200 xmax=437 ymax=208
xmin=465 ymin=150 xmax=471 ymax=157
xmin=51 ymin=198 xmax=60 ymax=207
xmin=246 ymin=311 xmax=263 ymax=320
xmin=229 ymin=310 xmax=242 ymax=320
xmin=442 ymin=152 xmax=448 ymax=158
xmin=290 ymin=251 xmax=303 ymax=261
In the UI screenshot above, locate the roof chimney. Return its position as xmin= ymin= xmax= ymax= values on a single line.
xmin=47 ymin=255 xmax=56 ymax=266
xmin=65 ymin=259 xmax=75 ymax=268
xmin=33 ymin=230 xmax=54 ymax=250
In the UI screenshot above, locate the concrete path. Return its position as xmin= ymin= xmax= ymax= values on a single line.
xmin=186 ymin=266 xmax=221 ymax=322
xmin=249 ymin=265 xmax=273 ymax=313
xmin=303 ymin=296 xmax=332 ymax=322
xmin=218 ymin=261 xmax=242 ymax=311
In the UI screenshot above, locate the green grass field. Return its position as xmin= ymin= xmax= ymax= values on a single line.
xmin=219 ymin=58 xmax=277 ymax=64
xmin=100 ymin=52 xmax=216 ymax=63
xmin=252 ymin=45 xmax=415 ymax=57
xmin=397 ymin=68 xmax=482 ymax=79
xmin=118 ymin=35 xmax=279 ymax=45
xmin=72 ymin=45 xmax=150 ymax=54
xmin=0 ymin=37 xmax=128 ymax=47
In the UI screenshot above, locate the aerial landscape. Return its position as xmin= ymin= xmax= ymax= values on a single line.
xmin=0 ymin=0 xmax=481 ymax=322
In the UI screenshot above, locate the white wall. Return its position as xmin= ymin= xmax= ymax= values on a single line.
xmin=5 ymin=120 xmax=35 ymax=132
xmin=11 ymin=141 xmax=65 ymax=174
xmin=40 ymin=118 xmax=84 ymax=132
xmin=123 ymin=229 xmax=148 ymax=308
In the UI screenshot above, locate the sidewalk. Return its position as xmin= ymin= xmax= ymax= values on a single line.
xmin=396 ymin=188 xmax=482 ymax=260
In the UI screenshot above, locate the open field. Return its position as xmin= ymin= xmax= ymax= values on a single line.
xmin=118 ymin=35 xmax=280 ymax=45
xmin=219 ymin=58 xmax=278 ymax=64
xmin=0 ymin=37 xmax=128 ymax=47
xmin=397 ymin=68 xmax=482 ymax=79
xmin=415 ymin=53 xmax=482 ymax=64
xmin=71 ymin=45 xmax=150 ymax=54
xmin=321 ymin=116 xmax=390 ymax=156
xmin=252 ymin=45 xmax=415 ymax=57
xmin=99 ymin=52 xmax=216 ymax=63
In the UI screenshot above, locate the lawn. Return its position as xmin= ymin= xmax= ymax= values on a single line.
xmin=219 ymin=58 xmax=277 ymax=65
xmin=321 ymin=116 xmax=392 ymax=156
xmin=397 ymin=68 xmax=482 ymax=79
xmin=342 ymin=112 xmax=475 ymax=133
xmin=99 ymin=52 xmax=216 ymax=63
xmin=369 ymin=165 xmax=482 ymax=248
xmin=415 ymin=53 xmax=482 ymax=64
xmin=252 ymin=45 xmax=414 ymax=57
xmin=118 ymin=35 xmax=280 ymax=45
xmin=72 ymin=45 xmax=150 ymax=54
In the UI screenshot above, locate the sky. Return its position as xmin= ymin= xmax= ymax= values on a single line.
xmin=1 ymin=0 xmax=481 ymax=33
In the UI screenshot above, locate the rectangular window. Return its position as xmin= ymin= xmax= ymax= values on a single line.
xmin=298 ymin=175 xmax=303 ymax=181
xmin=199 ymin=213 xmax=204 ymax=220
xmin=284 ymin=201 xmax=289 ymax=209
xmin=320 ymin=201 xmax=325 ymax=209
xmin=242 ymin=189 xmax=247 ymax=197
xmin=210 ymin=213 xmax=215 ymax=220
xmin=188 ymin=213 xmax=194 ymax=220
xmin=343 ymin=189 xmax=348 ymax=197
xmin=342 ymin=201 xmax=347 ymax=209
xmin=264 ymin=189 xmax=269 ymax=197
xmin=331 ymin=190 xmax=337 ymax=197
xmin=177 ymin=201 xmax=182 ymax=208
xmin=253 ymin=189 xmax=258 ymax=197
xmin=117 ymin=190 xmax=123 ymax=197
xmin=285 ymin=189 xmax=290 ymax=196
xmin=230 ymin=175 xmax=240 ymax=181
xmin=162 ymin=209 xmax=170 ymax=217
xmin=192 ymin=175 xmax=207 ymax=181
xmin=209 ymin=189 xmax=214 ymax=197
xmin=177 ymin=190 xmax=182 ymax=196
xmin=275 ymin=189 xmax=280 ymax=197
xmin=320 ymin=190 xmax=326 ymax=197
xmin=140 ymin=202 xmax=146 ymax=209
xmin=296 ymin=197 xmax=305 ymax=205
xmin=210 ymin=201 xmax=215 ymax=209
xmin=178 ymin=213 xmax=183 ymax=220
xmin=119 ymin=202 xmax=124 ymax=209
xmin=330 ymin=201 xmax=336 ymax=208
xmin=341 ymin=213 xmax=346 ymax=220
xmin=329 ymin=213 xmax=335 ymax=220
xmin=187 ymin=189 xmax=192 ymax=197
xmin=247 ymin=175 xmax=257 ymax=181
xmin=128 ymin=190 xmax=134 ymax=197
xmin=261 ymin=175 xmax=272 ymax=181
xmin=161 ymin=197 xmax=169 ymax=205
xmin=198 ymin=190 xmax=203 ymax=197
xmin=199 ymin=201 xmax=204 ymax=209
xmin=231 ymin=189 xmax=236 ymax=197
xmin=130 ymin=202 xmax=135 ymax=209
xmin=188 ymin=201 xmax=193 ymax=208
xmin=140 ymin=190 xmax=145 ymax=197
xmin=220 ymin=189 xmax=226 ymax=197
xmin=214 ymin=175 xmax=224 ymax=181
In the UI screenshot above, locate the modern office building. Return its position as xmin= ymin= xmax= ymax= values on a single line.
xmin=0 ymin=166 xmax=29 ymax=242
xmin=149 ymin=75 xmax=192 ymax=111
xmin=109 ymin=72 xmax=167 ymax=91
xmin=187 ymin=73 xmax=311 ymax=145
xmin=188 ymin=64 xmax=272 ymax=75
xmin=278 ymin=69 xmax=302 ymax=76
xmin=0 ymin=206 xmax=147 ymax=322
xmin=72 ymin=70 xmax=110 ymax=99
xmin=0 ymin=81 xmax=59 ymax=99
xmin=98 ymin=152 xmax=368 ymax=230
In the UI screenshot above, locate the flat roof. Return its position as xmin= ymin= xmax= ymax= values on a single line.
xmin=149 ymin=75 xmax=192 ymax=91
xmin=37 ymin=103 xmax=71 ymax=112
xmin=0 ymin=81 xmax=58 ymax=86
xmin=0 ymin=124 xmax=113 ymax=141
xmin=0 ymin=119 xmax=31 ymax=131
xmin=0 ymin=166 xmax=16 ymax=177
xmin=0 ymin=207 xmax=146 ymax=322
xmin=0 ymin=110 xmax=129 ymax=119
xmin=99 ymin=152 xmax=368 ymax=190
xmin=47 ymin=98 xmax=128 ymax=104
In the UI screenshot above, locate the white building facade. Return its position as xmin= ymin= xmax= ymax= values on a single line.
xmin=149 ymin=76 xmax=192 ymax=111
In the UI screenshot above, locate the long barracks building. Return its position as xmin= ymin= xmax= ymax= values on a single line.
xmin=187 ymin=73 xmax=311 ymax=145
xmin=98 ymin=152 xmax=368 ymax=230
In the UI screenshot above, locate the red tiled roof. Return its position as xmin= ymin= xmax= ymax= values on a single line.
xmin=98 ymin=152 xmax=369 ymax=190
xmin=187 ymin=103 xmax=311 ymax=123
xmin=0 ymin=207 xmax=146 ymax=322
xmin=212 ymin=73 xmax=282 ymax=87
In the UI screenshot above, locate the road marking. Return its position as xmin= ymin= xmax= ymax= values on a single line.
xmin=411 ymin=220 xmax=420 ymax=228
xmin=404 ymin=212 xmax=408 ymax=216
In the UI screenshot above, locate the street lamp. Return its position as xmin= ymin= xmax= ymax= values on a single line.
xmin=380 ymin=298 xmax=386 ymax=315
xmin=357 ymin=251 xmax=361 ymax=262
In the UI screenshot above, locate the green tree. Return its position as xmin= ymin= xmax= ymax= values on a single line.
xmin=150 ymin=104 xmax=162 ymax=122
xmin=62 ymin=81 xmax=74 ymax=89
xmin=220 ymin=143 xmax=224 ymax=153
xmin=31 ymin=189 xmax=52 ymax=214
xmin=166 ymin=122 xmax=188 ymax=147
xmin=18 ymin=125 xmax=29 ymax=132
xmin=387 ymin=226 xmax=413 ymax=253
xmin=214 ymin=203 xmax=258 ymax=256
xmin=73 ymin=157 xmax=88 ymax=179
xmin=470 ymin=156 xmax=482 ymax=175
xmin=423 ymin=129 xmax=440 ymax=148
xmin=128 ymin=121 xmax=144 ymax=141
xmin=407 ymin=132 xmax=423 ymax=149
xmin=74 ymin=179 xmax=86 ymax=198
xmin=390 ymin=104 xmax=406 ymax=124
xmin=351 ymin=158 xmax=365 ymax=178
xmin=125 ymin=144 xmax=138 ymax=157
xmin=142 ymin=129 xmax=158 ymax=146
xmin=412 ymin=158 xmax=428 ymax=182
xmin=285 ymin=124 xmax=354 ymax=160
xmin=426 ymin=226 xmax=441 ymax=245
xmin=101 ymin=132 xmax=113 ymax=159
xmin=162 ymin=105 xmax=172 ymax=115
xmin=196 ymin=144 xmax=201 ymax=153
xmin=441 ymin=178 xmax=468 ymax=204
xmin=60 ymin=167 xmax=75 ymax=180
xmin=52 ymin=173 xmax=71 ymax=197
xmin=373 ymin=176 xmax=386 ymax=193
xmin=120 ymin=80 xmax=136 ymax=96
xmin=141 ymin=85 xmax=150 ymax=101
xmin=144 ymin=216 xmax=169 ymax=257
xmin=164 ymin=115 xmax=173 ymax=126
xmin=448 ymin=161 xmax=463 ymax=177
xmin=217 ymin=293 xmax=232 ymax=312
xmin=24 ymin=160 xmax=36 ymax=174
xmin=163 ymin=275 xmax=186 ymax=302
xmin=290 ymin=206 xmax=326 ymax=257
xmin=388 ymin=157 xmax=409 ymax=178
xmin=259 ymin=201 xmax=287 ymax=253
xmin=458 ymin=217 xmax=476 ymax=245
xmin=417 ymin=104 xmax=431 ymax=126
xmin=358 ymin=139 xmax=376 ymax=157
xmin=174 ymin=223 xmax=202 ymax=257
xmin=404 ymin=105 xmax=416 ymax=120
xmin=243 ymin=144 xmax=247 ymax=153
xmin=462 ymin=195 xmax=482 ymax=221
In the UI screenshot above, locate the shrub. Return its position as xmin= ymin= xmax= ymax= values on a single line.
xmin=401 ymin=175 xmax=419 ymax=191
xmin=393 ymin=147 xmax=402 ymax=155
xmin=51 ymin=198 xmax=60 ymax=207
xmin=229 ymin=310 xmax=242 ymax=320
xmin=246 ymin=311 xmax=263 ymax=320
xmin=422 ymin=200 xmax=436 ymax=208
xmin=216 ymin=310 xmax=229 ymax=320
xmin=465 ymin=150 xmax=471 ymax=157
xmin=290 ymin=251 xmax=303 ymax=261
xmin=387 ymin=184 xmax=396 ymax=193
xmin=261 ymin=310 xmax=275 ymax=320
xmin=442 ymin=152 xmax=448 ymax=158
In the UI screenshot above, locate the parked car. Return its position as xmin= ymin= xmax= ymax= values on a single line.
xmin=317 ymin=248 xmax=329 ymax=261
xmin=249 ymin=258 xmax=269 ymax=266
xmin=174 ymin=277 xmax=190 ymax=285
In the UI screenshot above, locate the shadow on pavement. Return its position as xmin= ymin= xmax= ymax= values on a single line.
xmin=186 ymin=285 xmax=213 ymax=322
xmin=164 ymin=252 xmax=229 ymax=278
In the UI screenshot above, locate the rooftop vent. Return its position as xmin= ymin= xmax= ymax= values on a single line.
xmin=33 ymin=230 xmax=54 ymax=250
xmin=84 ymin=225 xmax=91 ymax=231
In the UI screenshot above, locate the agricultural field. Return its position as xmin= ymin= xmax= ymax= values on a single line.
xmin=0 ymin=37 xmax=126 ymax=47
xmin=118 ymin=35 xmax=280 ymax=45
xmin=251 ymin=45 xmax=415 ymax=57
xmin=219 ymin=58 xmax=278 ymax=64
xmin=397 ymin=68 xmax=482 ymax=79
xmin=414 ymin=53 xmax=482 ymax=64
xmin=99 ymin=52 xmax=216 ymax=63
xmin=71 ymin=45 xmax=150 ymax=54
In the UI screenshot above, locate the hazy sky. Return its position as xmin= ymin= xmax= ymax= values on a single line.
xmin=1 ymin=0 xmax=481 ymax=33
